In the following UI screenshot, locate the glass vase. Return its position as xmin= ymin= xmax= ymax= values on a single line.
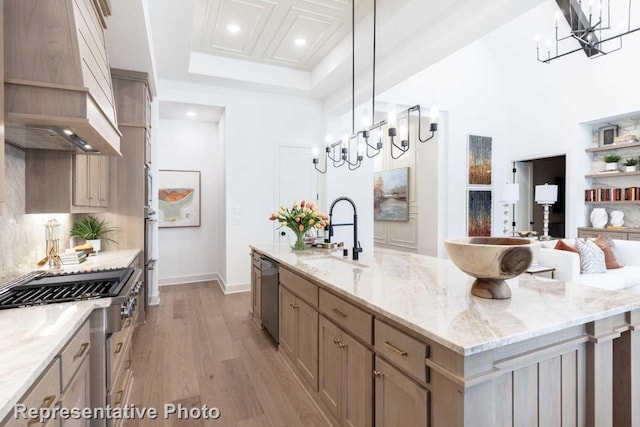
xmin=290 ymin=231 xmax=307 ymax=251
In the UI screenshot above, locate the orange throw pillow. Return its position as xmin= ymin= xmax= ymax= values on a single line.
xmin=554 ymin=240 xmax=579 ymax=253
xmin=594 ymin=235 xmax=624 ymax=269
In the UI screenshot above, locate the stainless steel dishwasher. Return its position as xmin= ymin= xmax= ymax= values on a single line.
xmin=260 ymin=256 xmax=279 ymax=342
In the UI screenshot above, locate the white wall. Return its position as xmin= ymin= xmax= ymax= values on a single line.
xmin=157 ymin=118 xmax=224 ymax=286
xmin=158 ymin=79 xmax=324 ymax=290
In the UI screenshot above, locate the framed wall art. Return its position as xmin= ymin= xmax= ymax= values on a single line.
xmin=467 ymin=134 xmax=493 ymax=185
xmin=467 ymin=189 xmax=492 ymax=237
xmin=158 ymin=170 xmax=201 ymax=228
xmin=598 ymin=125 xmax=618 ymax=146
xmin=373 ymin=167 xmax=409 ymax=221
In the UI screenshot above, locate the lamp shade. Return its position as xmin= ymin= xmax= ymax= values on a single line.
xmin=500 ymin=183 xmax=520 ymax=203
xmin=535 ymin=183 xmax=558 ymax=204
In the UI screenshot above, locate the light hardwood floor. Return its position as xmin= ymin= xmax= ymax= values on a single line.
xmin=124 ymin=282 xmax=330 ymax=427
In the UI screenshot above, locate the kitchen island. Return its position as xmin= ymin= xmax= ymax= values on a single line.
xmin=251 ymin=244 xmax=640 ymax=427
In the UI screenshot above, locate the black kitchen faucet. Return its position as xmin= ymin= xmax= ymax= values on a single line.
xmin=325 ymin=197 xmax=362 ymax=261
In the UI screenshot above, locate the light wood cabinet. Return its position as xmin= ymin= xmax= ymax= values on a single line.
xmin=374 ymin=356 xmax=429 ymax=427
xmin=319 ymin=315 xmax=373 ymax=427
xmin=279 ymin=285 xmax=319 ymax=391
xmin=251 ymin=265 xmax=262 ymax=326
xmin=73 ymin=154 xmax=109 ymax=207
xmin=24 ymin=150 xmax=108 ymax=214
xmin=60 ymin=358 xmax=90 ymax=427
xmin=578 ymin=226 xmax=640 ymax=241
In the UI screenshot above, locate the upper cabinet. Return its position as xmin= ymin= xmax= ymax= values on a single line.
xmin=3 ymin=0 xmax=121 ymax=155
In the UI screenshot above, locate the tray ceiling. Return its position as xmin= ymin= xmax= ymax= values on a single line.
xmin=192 ymin=0 xmax=372 ymax=70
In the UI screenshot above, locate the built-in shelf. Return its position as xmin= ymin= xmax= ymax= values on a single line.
xmin=585 ymin=171 xmax=640 ymax=178
xmin=585 ymin=201 xmax=640 ymax=205
xmin=585 ymin=142 xmax=640 ymax=153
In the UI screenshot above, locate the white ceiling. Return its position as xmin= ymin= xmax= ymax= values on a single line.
xmin=159 ymin=101 xmax=225 ymax=122
xmin=107 ymin=0 xmax=545 ymax=114
xmin=192 ymin=0 xmax=374 ymax=70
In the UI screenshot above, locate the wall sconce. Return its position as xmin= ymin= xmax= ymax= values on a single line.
xmin=535 ymin=183 xmax=558 ymax=241
xmin=499 ymin=183 xmax=519 ymax=236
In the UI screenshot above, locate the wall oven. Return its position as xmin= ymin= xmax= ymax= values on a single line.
xmin=145 ymin=168 xmax=153 ymax=208
xmin=144 ymin=208 xmax=157 ymax=310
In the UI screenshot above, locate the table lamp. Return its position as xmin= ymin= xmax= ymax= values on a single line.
xmin=535 ymin=183 xmax=558 ymax=241
xmin=499 ymin=183 xmax=519 ymax=236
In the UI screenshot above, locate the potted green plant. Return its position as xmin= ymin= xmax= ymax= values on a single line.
xmin=603 ymin=154 xmax=621 ymax=171
xmin=70 ymin=216 xmax=117 ymax=254
xmin=623 ymin=157 xmax=639 ymax=172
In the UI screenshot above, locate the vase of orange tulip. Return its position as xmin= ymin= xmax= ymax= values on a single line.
xmin=269 ymin=200 xmax=329 ymax=250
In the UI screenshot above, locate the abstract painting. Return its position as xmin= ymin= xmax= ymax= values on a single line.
xmin=374 ymin=167 xmax=409 ymax=221
xmin=468 ymin=135 xmax=492 ymax=185
xmin=467 ymin=190 xmax=492 ymax=236
xmin=158 ymin=170 xmax=201 ymax=228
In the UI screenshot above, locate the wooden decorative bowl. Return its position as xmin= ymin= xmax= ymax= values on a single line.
xmin=444 ymin=237 xmax=533 ymax=300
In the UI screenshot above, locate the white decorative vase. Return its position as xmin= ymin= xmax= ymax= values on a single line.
xmin=625 ymin=165 xmax=637 ymax=172
xmin=610 ymin=210 xmax=624 ymax=227
xmin=590 ymin=208 xmax=608 ymax=229
xmin=605 ymin=162 xmax=619 ymax=171
xmin=87 ymin=239 xmax=101 ymax=254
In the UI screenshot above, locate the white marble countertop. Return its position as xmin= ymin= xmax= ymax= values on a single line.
xmin=0 ymin=300 xmax=110 ymax=422
xmin=251 ymin=244 xmax=640 ymax=356
xmin=0 ymin=249 xmax=141 ymax=422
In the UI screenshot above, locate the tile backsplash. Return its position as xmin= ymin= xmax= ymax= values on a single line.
xmin=0 ymin=144 xmax=72 ymax=281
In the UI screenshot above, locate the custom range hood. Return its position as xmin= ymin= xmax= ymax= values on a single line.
xmin=4 ymin=0 xmax=121 ymax=155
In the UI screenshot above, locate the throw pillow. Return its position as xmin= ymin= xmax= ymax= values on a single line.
xmin=606 ymin=236 xmax=625 ymax=264
xmin=575 ymin=239 xmax=607 ymax=274
xmin=554 ymin=239 xmax=579 ymax=253
xmin=594 ymin=235 xmax=624 ymax=269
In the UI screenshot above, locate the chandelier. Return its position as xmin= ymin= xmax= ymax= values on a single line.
xmin=537 ymin=0 xmax=640 ymax=64
xmin=313 ymin=0 xmax=439 ymax=174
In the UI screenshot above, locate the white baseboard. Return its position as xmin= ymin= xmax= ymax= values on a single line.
xmin=158 ymin=273 xmax=218 ymax=286
xmin=157 ymin=272 xmax=249 ymax=294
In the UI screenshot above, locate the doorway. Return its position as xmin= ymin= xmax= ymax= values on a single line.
xmin=515 ymin=155 xmax=566 ymax=238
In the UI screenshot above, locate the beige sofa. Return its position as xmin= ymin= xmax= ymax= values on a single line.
xmin=537 ymin=239 xmax=640 ymax=291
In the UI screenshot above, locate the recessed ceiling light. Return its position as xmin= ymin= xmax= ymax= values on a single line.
xmin=294 ymin=38 xmax=307 ymax=47
xmin=187 ymin=111 xmax=197 ymax=117
xmin=227 ymin=24 xmax=240 ymax=33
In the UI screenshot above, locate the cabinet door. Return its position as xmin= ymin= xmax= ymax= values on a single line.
xmin=61 ymin=358 xmax=90 ymax=427
xmin=97 ymin=156 xmax=109 ymax=207
xmin=343 ymin=332 xmax=373 ymax=427
xmin=375 ymin=356 xmax=428 ymax=427
xmin=279 ymin=286 xmax=297 ymax=362
xmin=74 ymin=154 xmax=91 ymax=206
xmin=88 ymin=155 xmax=101 ymax=206
xmin=296 ymin=297 xmax=319 ymax=391
xmin=319 ymin=315 xmax=342 ymax=421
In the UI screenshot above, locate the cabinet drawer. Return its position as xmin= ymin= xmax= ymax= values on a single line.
xmin=6 ymin=359 xmax=61 ymax=427
xmin=628 ymin=233 xmax=640 ymax=241
xmin=374 ymin=319 xmax=429 ymax=383
xmin=280 ymin=268 xmax=318 ymax=307
xmin=60 ymin=321 xmax=90 ymax=392
xmin=577 ymin=231 xmax=599 ymax=239
xmin=320 ymin=289 xmax=371 ymax=344
xmin=109 ymin=317 xmax=134 ymax=377
xmin=252 ymin=252 xmax=261 ymax=269
xmin=111 ymin=346 xmax=133 ymax=410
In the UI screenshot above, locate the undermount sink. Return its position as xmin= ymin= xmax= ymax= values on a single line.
xmin=299 ymin=254 xmax=369 ymax=269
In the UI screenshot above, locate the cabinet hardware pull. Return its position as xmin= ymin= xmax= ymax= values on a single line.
xmin=125 ymin=318 xmax=132 ymax=328
xmin=331 ymin=308 xmax=348 ymax=318
xmin=338 ymin=342 xmax=346 ymax=349
xmin=333 ymin=338 xmax=341 ymax=345
xmin=290 ymin=304 xmax=299 ymax=309
xmin=384 ymin=341 xmax=408 ymax=356
xmin=27 ymin=395 xmax=57 ymax=425
xmin=126 ymin=359 xmax=132 ymax=370
xmin=372 ymin=370 xmax=381 ymax=378
xmin=73 ymin=342 xmax=89 ymax=361
xmin=115 ymin=342 xmax=123 ymax=354
xmin=114 ymin=390 xmax=124 ymax=406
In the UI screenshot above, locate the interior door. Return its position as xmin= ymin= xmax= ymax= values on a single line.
xmin=275 ymin=145 xmax=318 ymax=245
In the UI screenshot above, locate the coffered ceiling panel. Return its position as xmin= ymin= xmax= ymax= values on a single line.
xmin=192 ymin=0 xmax=372 ymax=70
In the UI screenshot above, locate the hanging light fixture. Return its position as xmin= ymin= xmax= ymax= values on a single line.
xmin=313 ymin=0 xmax=439 ymax=172
xmin=537 ymin=0 xmax=640 ymax=64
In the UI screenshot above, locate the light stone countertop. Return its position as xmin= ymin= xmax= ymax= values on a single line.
xmin=0 ymin=300 xmax=110 ymax=422
xmin=0 ymin=249 xmax=141 ymax=422
xmin=251 ymin=244 xmax=640 ymax=356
